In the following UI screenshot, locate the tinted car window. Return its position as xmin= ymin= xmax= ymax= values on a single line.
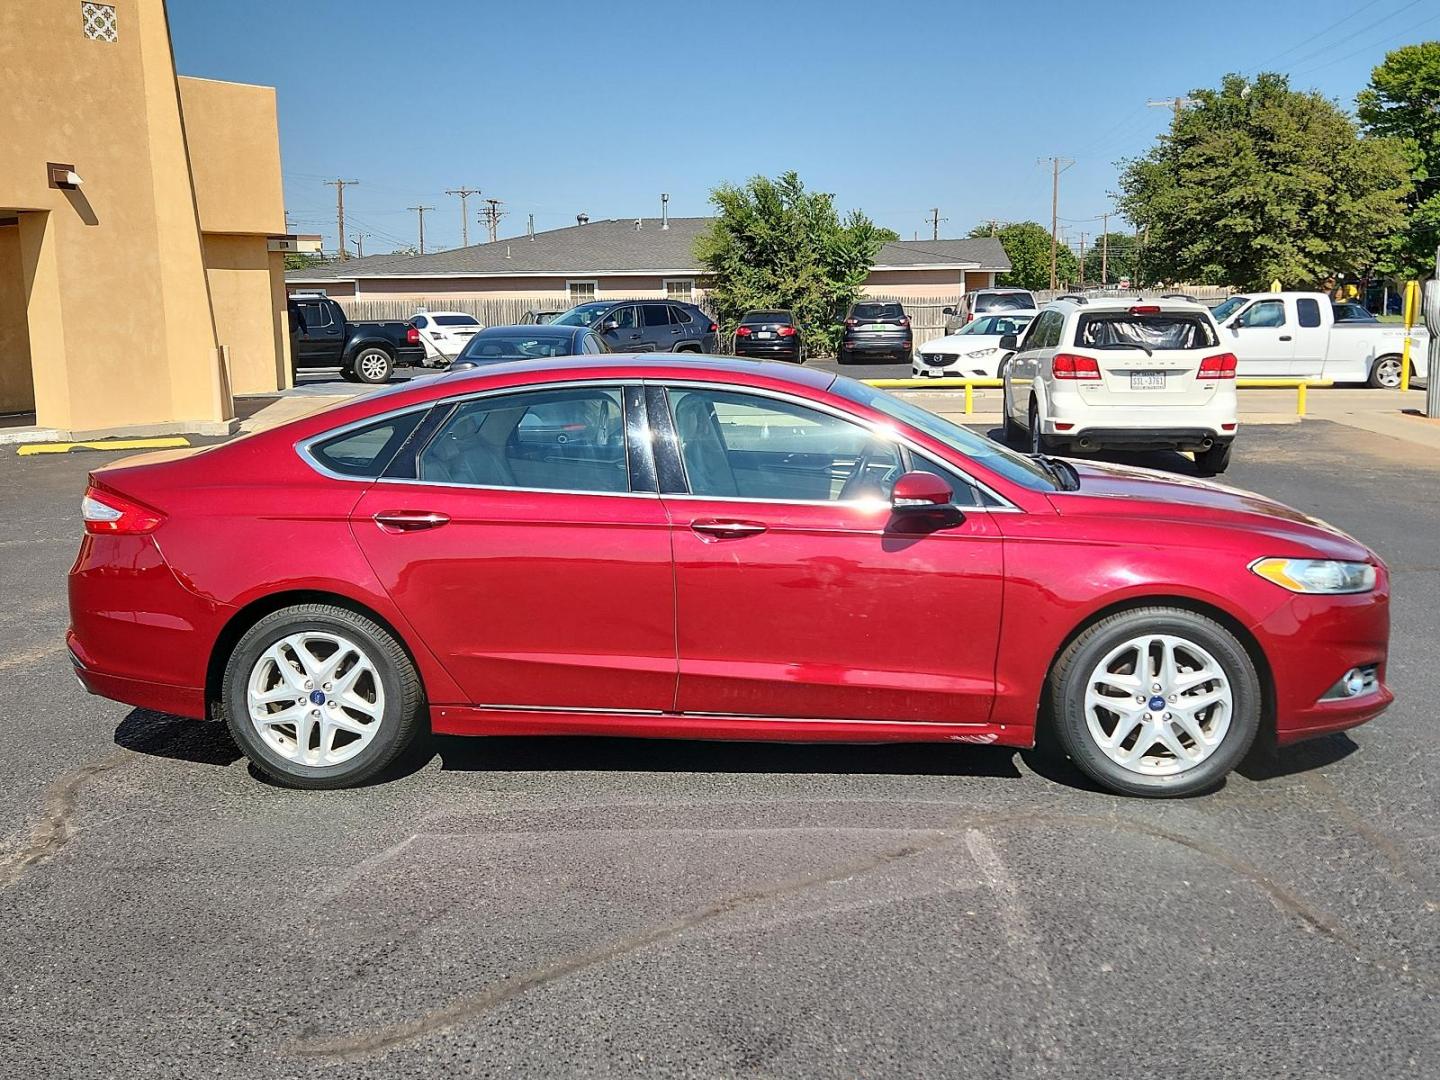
xmin=292 ymin=301 xmax=332 ymax=330
xmin=607 ymin=306 xmax=637 ymax=329
xmin=741 ymin=311 xmax=792 ymax=325
xmin=1209 ymin=296 xmax=1248 ymax=322
xmin=851 ymin=303 xmax=904 ymax=320
xmin=456 ymin=330 xmax=584 ymax=361
xmin=1296 ymin=299 xmax=1322 ymax=327
xmin=1075 ymin=313 xmax=1219 ymax=350
xmin=433 ymin=314 xmax=480 ymax=327
xmin=975 ymin=291 xmax=1036 ymax=312
xmin=673 ymin=306 xmax=694 ymax=324
xmin=580 ymin=332 xmax=606 ymax=354
xmin=310 ymin=411 xmax=425 ymax=478
xmin=641 ymin=304 xmax=673 ymax=328
xmin=669 ymin=388 xmax=903 ymax=502
xmin=419 ymin=388 xmax=627 ymax=493
xmin=1333 ymin=302 xmax=1377 ymax=323
xmin=411 ymin=316 xmax=429 ymax=329
xmin=1237 ymin=300 xmax=1285 ymax=328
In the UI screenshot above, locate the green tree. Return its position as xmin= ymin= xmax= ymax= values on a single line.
xmin=696 ymin=172 xmax=890 ymax=353
xmin=1118 ymin=73 xmax=1411 ymax=289
xmin=283 ymin=251 xmax=329 ymax=272
xmin=1082 ymin=231 xmax=1140 ymax=286
xmin=970 ymin=221 xmax=1078 ymax=290
xmin=1358 ymin=42 xmax=1440 ymax=280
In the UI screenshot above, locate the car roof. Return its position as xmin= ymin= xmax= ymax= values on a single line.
xmin=975 ymin=287 xmax=1033 ymax=294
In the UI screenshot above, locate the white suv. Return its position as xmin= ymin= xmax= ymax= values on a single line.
xmin=1001 ymin=296 xmax=1238 ymax=474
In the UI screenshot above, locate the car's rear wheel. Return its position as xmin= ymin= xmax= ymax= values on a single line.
xmin=1368 ymin=354 xmax=1405 ymax=389
xmin=1046 ymin=607 xmax=1261 ymax=797
xmin=837 ymin=347 xmax=852 ymax=365
xmin=218 ymin=603 xmax=424 ymax=789
xmin=1027 ymin=398 xmax=1052 ymax=455
xmin=352 ymin=347 xmax=394 ymax=384
xmin=1195 ymin=441 xmax=1232 ymax=476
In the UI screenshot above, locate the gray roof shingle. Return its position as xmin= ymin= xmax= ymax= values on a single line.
xmin=286 ymin=217 xmax=1010 ymax=281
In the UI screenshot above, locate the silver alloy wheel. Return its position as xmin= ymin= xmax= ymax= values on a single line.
xmin=1372 ymin=356 xmax=1402 ymax=388
xmin=246 ymin=631 xmax=385 ymax=768
xmin=358 ymin=350 xmax=389 ymax=381
xmin=1083 ymin=633 xmax=1232 ymax=776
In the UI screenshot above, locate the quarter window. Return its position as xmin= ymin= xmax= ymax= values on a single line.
xmin=668 ymin=388 xmax=903 ymax=502
xmin=418 ymin=388 xmax=628 ymax=493
xmin=309 ymin=411 xmax=425 ymax=478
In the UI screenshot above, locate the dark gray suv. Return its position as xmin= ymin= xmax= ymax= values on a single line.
xmin=552 ymin=300 xmax=719 ymax=353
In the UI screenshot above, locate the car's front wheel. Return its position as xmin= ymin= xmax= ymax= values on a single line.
xmin=1046 ymin=607 xmax=1261 ymax=797
xmin=217 ymin=603 xmax=425 ymax=789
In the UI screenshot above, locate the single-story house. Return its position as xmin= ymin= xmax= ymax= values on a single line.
xmin=285 ymin=216 xmax=1011 ymax=306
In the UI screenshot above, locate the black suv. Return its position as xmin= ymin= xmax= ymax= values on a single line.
xmin=839 ymin=301 xmax=911 ymax=364
xmin=552 ymin=300 xmax=719 ymax=353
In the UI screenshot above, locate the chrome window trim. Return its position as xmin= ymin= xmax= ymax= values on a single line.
xmin=651 ymin=379 xmax=1020 ymax=512
xmin=295 ymin=405 xmax=434 ymax=483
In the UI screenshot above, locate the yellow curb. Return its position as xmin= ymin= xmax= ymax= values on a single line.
xmin=17 ymin=436 xmax=191 ymax=456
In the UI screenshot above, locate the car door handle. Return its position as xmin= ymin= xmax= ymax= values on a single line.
xmin=670 ymin=327 xmax=682 ymax=334
xmin=690 ymin=518 xmax=767 ymax=540
xmin=1279 ymin=335 xmax=1292 ymax=341
xmin=374 ymin=510 xmax=450 ymax=532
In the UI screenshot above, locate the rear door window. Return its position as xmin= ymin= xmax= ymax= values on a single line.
xmin=641 ymin=304 xmax=674 ymax=327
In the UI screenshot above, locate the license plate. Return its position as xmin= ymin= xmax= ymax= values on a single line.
xmin=864 ymin=324 xmax=888 ymax=331
xmin=1130 ymin=371 xmax=1166 ymax=390
xmin=755 ymin=331 xmax=773 ymax=339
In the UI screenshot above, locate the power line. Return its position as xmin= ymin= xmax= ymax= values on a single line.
xmin=481 ymin=198 xmax=505 ymax=243
xmin=1282 ymin=0 xmax=1426 ymax=73
xmin=406 ymin=205 xmax=435 ymax=255
xmin=1290 ymin=6 xmax=1440 ymax=77
xmin=446 ymin=187 xmax=481 ymax=248
xmin=1245 ymin=0 xmax=1388 ymax=72
xmin=323 ymin=179 xmax=359 ymax=260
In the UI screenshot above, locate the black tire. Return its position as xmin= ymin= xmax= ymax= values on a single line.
xmin=1002 ymin=386 xmax=1023 ymax=447
xmin=1194 ymin=441 xmax=1233 ymax=476
xmin=1046 ymin=606 xmax=1261 ymax=798
xmin=351 ymin=347 xmax=394 ymax=384
xmin=217 ymin=603 xmax=425 ymax=790
xmin=338 ymin=367 xmax=359 ymax=382
xmin=1367 ymin=354 xmax=1405 ymax=389
xmin=1027 ymin=398 xmax=1052 ymax=455
xmin=837 ymin=348 xmax=852 ymax=365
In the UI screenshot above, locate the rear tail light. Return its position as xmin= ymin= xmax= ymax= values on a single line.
xmin=964 ymin=313 xmax=974 ymax=325
xmin=81 ymin=485 xmax=164 ymax=535
xmin=1197 ymin=352 xmax=1238 ymax=380
xmin=735 ymin=326 xmax=753 ymax=337
xmin=778 ymin=326 xmax=797 ymax=337
xmin=1129 ymin=305 xmax=1161 ymax=315
xmin=899 ymin=316 xmax=911 ymax=328
xmin=406 ymin=327 xmax=420 ymax=345
xmin=845 ymin=318 xmax=858 ymax=327
xmin=708 ymin=322 xmax=719 ymax=333
xmin=1052 ymin=353 xmax=1101 ymax=380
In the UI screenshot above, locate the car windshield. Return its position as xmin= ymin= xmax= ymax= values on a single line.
xmin=832 ymin=377 xmax=1060 ymax=492
xmin=958 ymin=314 xmax=1034 ymax=337
xmin=456 ymin=330 xmax=577 ymax=361
xmin=851 ymin=303 xmax=903 ymax=320
xmin=552 ymin=302 xmax=614 ymax=327
xmin=1076 ymin=313 xmax=1219 ymax=351
xmin=976 ymin=292 xmax=1035 ymax=311
xmin=1209 ymin=296 xmax=1248 ymax=322
xmin=433 ymin=314 xmax=479 ymax=327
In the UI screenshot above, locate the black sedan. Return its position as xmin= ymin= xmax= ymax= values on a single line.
xmin=733 ymin=310 xmax=804 ymax=362
xmin=448 ymin=324 xmax=609 ymax=370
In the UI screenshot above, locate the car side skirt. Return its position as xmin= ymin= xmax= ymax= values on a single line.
xmin=431 ymin=705 xmax=1030 ymax=748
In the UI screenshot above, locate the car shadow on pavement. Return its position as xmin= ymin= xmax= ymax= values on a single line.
xmin=114 ymin=709 xmax=243 ymax=767
xmin=1239 ymin=732 xmax=1358 ymax=781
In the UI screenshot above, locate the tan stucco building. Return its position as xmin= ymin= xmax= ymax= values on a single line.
xmin=1 ymin=0 xmax=295 ymax=436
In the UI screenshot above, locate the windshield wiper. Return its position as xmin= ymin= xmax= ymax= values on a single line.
xmin=1031 ymin=454 xmax=1078 ymax=490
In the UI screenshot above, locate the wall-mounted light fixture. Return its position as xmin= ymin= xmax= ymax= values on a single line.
xmin=48 ymin=163 xmax=84 ymax=189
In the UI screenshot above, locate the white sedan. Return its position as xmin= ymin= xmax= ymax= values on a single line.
xmin=912 ymin=313 xmax=1035 ymax=378
xmin=409 ymin=311 xmax=484 ymax=365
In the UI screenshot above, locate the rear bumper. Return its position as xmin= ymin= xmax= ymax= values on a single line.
xmin=69 ymin=633 xmax=206 ymax=718
xmin=843 ymin=335 xmax=911 ymax=354
xmin=735 ymin=340 xmax=801 ymax=360
xmin=1057 ymin=428 xmax=1232 ymax=452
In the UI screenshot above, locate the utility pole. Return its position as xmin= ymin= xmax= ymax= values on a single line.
xmin=1038 ymin=157 xmax=1074 ymax=290
xmin=446 ymin=187 xmax=481 ymax=248
xmin=350 ymin=234 xmax=367 ymax=259
xmin=988 ymin=219 xmax=999 ymax=237
xmin=406 ymin=205 xmax=434 ymax=255
xmin=482 ymin=198 xmax=505 ymax=243
xmin=928 ymin=207 xmax=946 ymax=241
xmin=1101 ymin=211 xmax=1110 ymax=285
xmin=1147 ymin=96 xmax=1197 ymax=124
xmin=1078 ymin=232 xmax=1087 ymax=287
xmin=324 ymin=179 xmax=359 ymax=260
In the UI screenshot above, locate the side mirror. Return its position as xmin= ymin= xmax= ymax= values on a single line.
xmin=891 ymin=471 xmax=954 ymax=512
xmin=1227 ymin=318 xmax=1244 ymax=330
xmin=942 ymin=306 xmax=955 ymax=315
xmin=999 ymin=334 xmax=1018 ymax=351
xmin=601 ymin=320 xmax=620 ymax=333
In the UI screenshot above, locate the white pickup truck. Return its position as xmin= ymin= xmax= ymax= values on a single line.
xmin=1210 ymin=292 xmax=1430 ymax=388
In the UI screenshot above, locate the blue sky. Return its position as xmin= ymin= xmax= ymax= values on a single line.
xmin=168 ymin=0 xmax=1440 ymax=257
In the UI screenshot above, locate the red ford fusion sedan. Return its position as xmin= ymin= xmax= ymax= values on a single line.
xmin=68 ymin=356 xmax=1390 ymax=797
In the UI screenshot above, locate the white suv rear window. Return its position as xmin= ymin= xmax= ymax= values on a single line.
xmin=1075 ymin=313 xmax=1218 ymax=351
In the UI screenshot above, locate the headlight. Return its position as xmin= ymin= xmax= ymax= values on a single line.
xmin=966 ymin=347 xmax=998 ymax=358
xmin=1250 ymin=558 xmax=1376 ymax=594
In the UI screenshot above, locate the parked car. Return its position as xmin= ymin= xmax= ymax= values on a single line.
xmin=838 ymin=301 xmax=911 ymax=364
xmin=1002 ymin=296 xmax=1237 ymax=474
xmin=551 ymin=300 xmax=719 ymax=353
xmin=1208 ymin=292 xmax=1429 ymax=388
xmin=1332 ymin=302 xmax=1378 ymax=324
xmin=944 ymin=288 xmax=1038 ymax=334
xmin=519 ymin=309 xmax=564 ymax=325
xmin=448 ymin=324 xmax=608 ymax=369
xmin=69 ymin=355 xmax=1391 ymax=798
xmin=287 ymin=293 xmax=426 ymax=383
xmin=409 ymin=311 xmax=483 ymax=365
xmin=733 ymin=310 xmax=803 ymax=362
xmin=912 ymin=313 xmax=1034 ymax=379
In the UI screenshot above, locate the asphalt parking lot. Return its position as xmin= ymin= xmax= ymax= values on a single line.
xmin=2 ymin=418 xmax=1438 ymax=1078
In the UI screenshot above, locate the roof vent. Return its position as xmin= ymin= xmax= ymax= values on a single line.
xmin=635 ymin=218 xmax=643 ymax=230
xmin=505 ymin=243 xmax=511 ymax=259
xmin=661 ymin=193 xmax=669 ymax=230
xmin=576 ymin=213 xmax=589 ymax=226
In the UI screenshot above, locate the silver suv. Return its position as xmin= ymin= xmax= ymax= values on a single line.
xmin=944 ymin=288 xmax=1038 ymax=334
